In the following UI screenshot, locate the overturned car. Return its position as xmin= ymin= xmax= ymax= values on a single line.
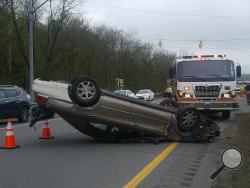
xmin=30 ymin=75 xmax=220 ymax=143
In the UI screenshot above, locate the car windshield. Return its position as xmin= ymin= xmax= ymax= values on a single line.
xmin=177 ymin=60 xmax=235 ymax=82
xmin=114 ymin=90 xmax=126 ymax=95
xmin=137 ymin=90 xmax=149 ymax=94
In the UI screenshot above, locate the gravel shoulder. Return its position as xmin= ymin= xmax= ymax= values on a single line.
xmin=212 ymin=112 xmax=250 ymax=188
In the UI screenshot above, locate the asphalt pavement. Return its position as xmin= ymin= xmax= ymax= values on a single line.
xmin=0 ymin=97 xmax=249 ymax=188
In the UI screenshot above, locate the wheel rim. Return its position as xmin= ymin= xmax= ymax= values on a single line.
xmin=77 ymin=81 xmax=96 ymax=101
xmin=181 ymin=110 xmax=198 ymax=128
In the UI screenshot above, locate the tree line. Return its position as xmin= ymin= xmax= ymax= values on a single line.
xmin=0 ymin=0 xmax=176 ymax=93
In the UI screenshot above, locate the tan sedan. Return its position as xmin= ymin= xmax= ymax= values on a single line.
xmin=30 ymin=75 xmax=220 ymax=142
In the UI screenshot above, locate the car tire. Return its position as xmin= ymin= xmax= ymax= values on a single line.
xmin=177 ymin=107 xmax=200 ymax=132
xmin=68 ymin=75 xmax=101 ymax=107
xmin=222 ymin=111 xmax=230 ymax=120
xmin=18 ymin=106 xmax=29 ymax=122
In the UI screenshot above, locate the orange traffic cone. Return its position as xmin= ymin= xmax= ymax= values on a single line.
xmin=39 ymin=120 xmax=54 ymax=139
xmin=0 ymin=118 xmax=20 ymax=149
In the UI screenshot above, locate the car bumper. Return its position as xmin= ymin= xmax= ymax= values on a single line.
xmin=136 ymin=95 xmax=149 ymax=100
xmin=177 ymin=101 xmax=239 ymax=111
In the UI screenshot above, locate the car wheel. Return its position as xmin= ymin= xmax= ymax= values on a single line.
xmin=177 ymin=107 xmax=200 ymax=132
xmin=221 ymin=111 xmax=230 ymax=120
xmin=18 ymin=106 xmax=29 ymax=122
xmin=68 ymin=75 xmax=101 ymax=107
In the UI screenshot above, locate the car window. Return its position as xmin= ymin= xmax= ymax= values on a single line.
xmin=137 ymin=90 xmax=148 ymax=94
xmin=0 ymin=90 xmax=6 ymax=99
xmin=16 ymin=89 xmax=21 ymax=96
xmin=5 ymin=89 xmax=18 ymax=98
xmin=114 ymin=90 xmax=126 ymax=95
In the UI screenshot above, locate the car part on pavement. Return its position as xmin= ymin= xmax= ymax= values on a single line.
xmin=30 ymin=75 xmax=220 ymax=143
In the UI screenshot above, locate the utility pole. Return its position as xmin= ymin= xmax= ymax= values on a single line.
xmin=27 ymin=0 xmax=49 ymax=101
xmin=28 ymin=0 xmax=34 ymax=100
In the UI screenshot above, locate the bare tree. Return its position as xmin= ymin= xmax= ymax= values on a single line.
xmin=6 ymin=0 xmax=28 ymax=68
xmin=42 ymin=0 xmax=76 ymax=79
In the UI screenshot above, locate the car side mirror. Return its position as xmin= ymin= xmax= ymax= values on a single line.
xmin=169 ymin=67 xmax=176 ymax=79
xmin=236 ymin=65 xmax=241 ymax=77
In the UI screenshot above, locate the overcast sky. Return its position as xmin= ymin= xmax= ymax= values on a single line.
xmin=76 ymin=0 xmax=250 ymax=73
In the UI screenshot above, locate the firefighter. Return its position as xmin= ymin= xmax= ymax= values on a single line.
xmin=164 ymin=86 xmax=173 ymax=98
xmin=239 ymin=84 xmax=245 ymax=97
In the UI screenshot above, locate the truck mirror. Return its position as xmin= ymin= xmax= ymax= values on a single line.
xmin=236 ymin=65 xmax=241 ymax=77
xmin=169 ymin=67 xmax=175 ymax=79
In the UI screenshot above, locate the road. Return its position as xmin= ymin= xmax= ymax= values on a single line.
xmin=0 ymin=97 xmax=249 ymax=188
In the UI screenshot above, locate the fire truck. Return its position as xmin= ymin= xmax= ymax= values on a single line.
xmin=169 ymin=55 xmax=241 ymax=119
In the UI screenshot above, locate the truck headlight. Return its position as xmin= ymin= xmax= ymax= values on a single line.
xmin=223 ymin=93 xmax=230 ymax=98
xmin=184 ymin=93 xmax=192 ymax=98
xmin=178 ymin=91 xmax=185 ymax=98
xmin=231 ymin=90 xmax=237 ymax=98
xmin=222 ymin=91 xmax=237 ymax=98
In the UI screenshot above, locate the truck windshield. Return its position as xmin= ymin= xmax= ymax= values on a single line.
xmin=177 ymin=60 xmax=235 ymax=82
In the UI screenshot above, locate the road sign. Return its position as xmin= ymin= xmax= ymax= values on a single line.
xmin=116 ymin=78 xmax=125 ymax=89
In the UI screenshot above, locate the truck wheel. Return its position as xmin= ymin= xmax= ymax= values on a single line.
xmin=177 ymin=107 xmax=200 ymax=132
xmin=222 ymin=111 xmax=231 ymax=120
xmin=68 ymin=76 xmax=101 ymax=107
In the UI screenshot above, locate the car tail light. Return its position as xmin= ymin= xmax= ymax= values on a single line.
xmin=36 ymin=95 xmax=48 ymax=105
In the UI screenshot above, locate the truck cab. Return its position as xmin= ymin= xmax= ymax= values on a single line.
xmin=170 ymin=55 xmax=241 ymax=119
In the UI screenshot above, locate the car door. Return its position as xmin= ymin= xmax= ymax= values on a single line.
xmin=5 ymin=89 xmax=19 ymax=117
xmin=127 ymin=90 xmax=133 ymax=97
xmin=149 ymin=90 xmax=154 ymax=99
xmin=130 ymin=103 xmax=172 ymax=136
xmin=95 ymin=95 xmax=132 ymax=127
xmin=0 ymin=89 xmax=9 ymax=119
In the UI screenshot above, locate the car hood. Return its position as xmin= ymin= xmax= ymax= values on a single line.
xmin=136 ymin=93 xmax=149 ymax=97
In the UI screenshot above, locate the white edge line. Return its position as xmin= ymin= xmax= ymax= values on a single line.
xmin=0 ymin=117 xmax=62 ymax=130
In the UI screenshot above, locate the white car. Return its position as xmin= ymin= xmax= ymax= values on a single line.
xmin=114 ymin=90 xmax=137 ymax=98
xmin=136 ymin=89 xmax=154 ymax=101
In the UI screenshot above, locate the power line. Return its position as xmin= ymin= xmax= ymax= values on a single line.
xmin=139 ymin=37 xmax=250 ymax=42
xmin=81 ymin=1 xmax=250 ymax=20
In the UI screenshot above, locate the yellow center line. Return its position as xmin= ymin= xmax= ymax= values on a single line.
xmin=123 ymin=142 xmax=178 ymax=188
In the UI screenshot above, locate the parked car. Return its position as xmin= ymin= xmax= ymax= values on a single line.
xmin=30 ymin=75 xmax=220 ymax=142
xmin=0 ymin=85 xmax=31 ymax=122
xmin=114 ymin=90 xmax=137 ymax=98
xmin=136 ymin=89 xmax=154 ymax=101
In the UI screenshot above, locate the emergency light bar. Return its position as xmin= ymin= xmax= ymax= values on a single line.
xmin=182 ymin=54 xmax=226 ymax=59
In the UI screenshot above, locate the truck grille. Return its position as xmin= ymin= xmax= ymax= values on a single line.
xmin=195 ymin=85 xmax=220 ymax=99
